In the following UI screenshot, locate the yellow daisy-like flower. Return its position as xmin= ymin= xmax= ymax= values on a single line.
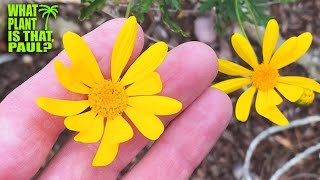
xmin=36 ymin=16 xmax=182 ymax=166
xmin=212 ymin=19 xmax=320 ymax=126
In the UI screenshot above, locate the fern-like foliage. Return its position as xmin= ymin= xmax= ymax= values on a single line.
xmin=199 ymin=0 xmax=296 ymax=37
xmin=131 ymin=0 xmax=189 ymax=37
xmin=79 ymin=0 xmax=297 ymax=37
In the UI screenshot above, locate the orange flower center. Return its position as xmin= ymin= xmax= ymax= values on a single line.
xmin=251 ymin=64 xmax=279 ymax=91
xmin=88 ymin=80 xmax=127 ymax=119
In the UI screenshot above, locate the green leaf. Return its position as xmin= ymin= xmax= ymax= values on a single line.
xmin=199 ymin=0 xmax=239 ymax=37
xmin=156 ymin=0 xmax=189 ymax=37
xmin=198 ymin=0 xmax=274 ymax=39
xmin=80 ymin=0 xmax=106 ymax=20
xmin=246 ymin=0 xmax=271 ymax=25
xmin=198 ymin=0 xmax=216 ymax=13
xmin=165 ymin=0 xmax=180 ymax=10
xmin=81 ymin=0 xmax=95 ymax=3
xmin=131 ymin=0 xmax=153 ymax=22
xmin=272 ymin=0 xmax=297 ymax=3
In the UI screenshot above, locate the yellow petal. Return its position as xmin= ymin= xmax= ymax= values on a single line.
xmin=255 ymin=90 xmax=268 ymax=111
xmin=63 ymin=32 xmax=104 ymax=83
xmin=125 ymin=106 xmax=164 ymax=140
xmin=278 ymin=76 xmax=320 ymax=93
xmin=121 ymin=42 xmax=168 ymax=85
xmin=107 ymin=115 xmax=133 ymax=144
xmin=111 ymin=16 xmax=138 ymax=82
xmin=54 ymin=60 xmax=90 ymax=94
xmin=74 ymin=115 xmax=104 ymax=143
xmin=273 ymin=32 xmax=312 ymax=69
xmin=268 ymin=89 xmax=283 ymax=106
xmin=36 ymin=97 xmax=89 ymax=116
xmin=125 ymin=72 xmax=162 ymax=96
xmin=212 ymin=78 xmax=251 ymax=94
xmin=276 ymin=83 xmax=304 ymax=102
xmin=128 ymin=96 xmax=182 ymax=115
xmin=269 ymin=36 xmax=297 ymax=68
xmin=263 ymin=19 xmax=279 ymax=64
xmin=255 ymin=90 xmax=288 ymax=126
xmin=231 ymin=33 xmax=258 ymax=69
xmin=255 ymin=89 xmax=282 ymax=108
xmin=218 ymin=59 xmax=252 ymax=76
xmin=70 ymin=63 xmax=96 ymax=87
xmin=92 ymin=136 xmax=119 ymax=166
xmin=64 ymin=110 xmax=96 ymax=132
xmin=259 ymin=106 xmax=289 ymax=126
xmin=235 ymin=86 xmax=256 ymax=122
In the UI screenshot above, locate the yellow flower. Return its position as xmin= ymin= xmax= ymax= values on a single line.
xmin=36 ymin=16 xmax=182 ymax=166
xmin=212 ymin=19 xmax=320 ymax=126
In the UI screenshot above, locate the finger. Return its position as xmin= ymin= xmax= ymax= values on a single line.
xmin=123 ymin=88 xmax=232 ymax=179
xmin=39 ymin=42 xmax=218 ymax=179
xmin=0 ymin=18 xmax=144 ymax=179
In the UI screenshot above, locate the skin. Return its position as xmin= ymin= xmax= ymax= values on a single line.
xmin=0 ymin=18 xmax=232 ymax=179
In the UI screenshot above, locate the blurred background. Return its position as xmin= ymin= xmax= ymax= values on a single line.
xmin=0 ymin=0 xmax=320 ymax=179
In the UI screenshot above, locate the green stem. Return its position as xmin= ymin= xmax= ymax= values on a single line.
xmin=244 ymin=0 xmax=262 ymax=45
xmin=235 ymin=0 xmax=248 ymax=39
xmin=125 ymin=0 xmax=133 ymax=18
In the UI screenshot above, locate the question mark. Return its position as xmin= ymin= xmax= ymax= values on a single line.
xmin=43 ymin=42 xmax=52 ymax=52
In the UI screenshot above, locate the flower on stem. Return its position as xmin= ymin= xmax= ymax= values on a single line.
xmin=36 ymin=16 xmax=182 ymax=166
xmin=212 ymin=19 xmax=320 ymax=126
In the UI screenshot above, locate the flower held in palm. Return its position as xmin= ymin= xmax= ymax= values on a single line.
xmin=36 ymin=16 xmax=182 ymax=166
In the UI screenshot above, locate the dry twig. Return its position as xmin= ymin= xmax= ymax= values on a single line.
xmin=242 ymin=115 xmax=320 ymax=180
xmin=270 ymin=142 xmax=320 ymax=180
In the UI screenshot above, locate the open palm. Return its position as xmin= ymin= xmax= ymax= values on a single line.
xmin=0 ymin=18 xmax=232 ymax=179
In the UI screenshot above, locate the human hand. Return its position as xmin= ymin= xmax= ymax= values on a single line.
xmin=0 ymin=18 xmax=232 ymax=179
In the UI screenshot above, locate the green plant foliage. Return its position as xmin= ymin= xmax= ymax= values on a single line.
xmin=80 ymin=0 xmax=106 ymax=20
xmin=199 ymin=0 xmax=289 ymax=25
xmin=131 ymin=0 xmax=153 ymax=22
xmin=131 ymin=0 xmax=188 ymax=37
xmin=273 ymin=0 xmax=296 ymax=3
xmin=165 ymin=0 xmax=180 ymax=10
xmin=79 ymin=0 xmax=188 ymax=36
xmin=156 ymin=0 xmax=189 ymax=37
xmin=199 ymin=0 xmax=238 ymax=36
xmin=199 ymin=0 xmax=297 ymax=38
xmin=78 ymin=0 xmax=297 ymax=37
xmin=81 ymin=0 xmax=96 ymax=3
xmin=198 ymin=0 xmax=215 ymax=13
xmin=245 ymin=0 xmax=271 ymax=25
